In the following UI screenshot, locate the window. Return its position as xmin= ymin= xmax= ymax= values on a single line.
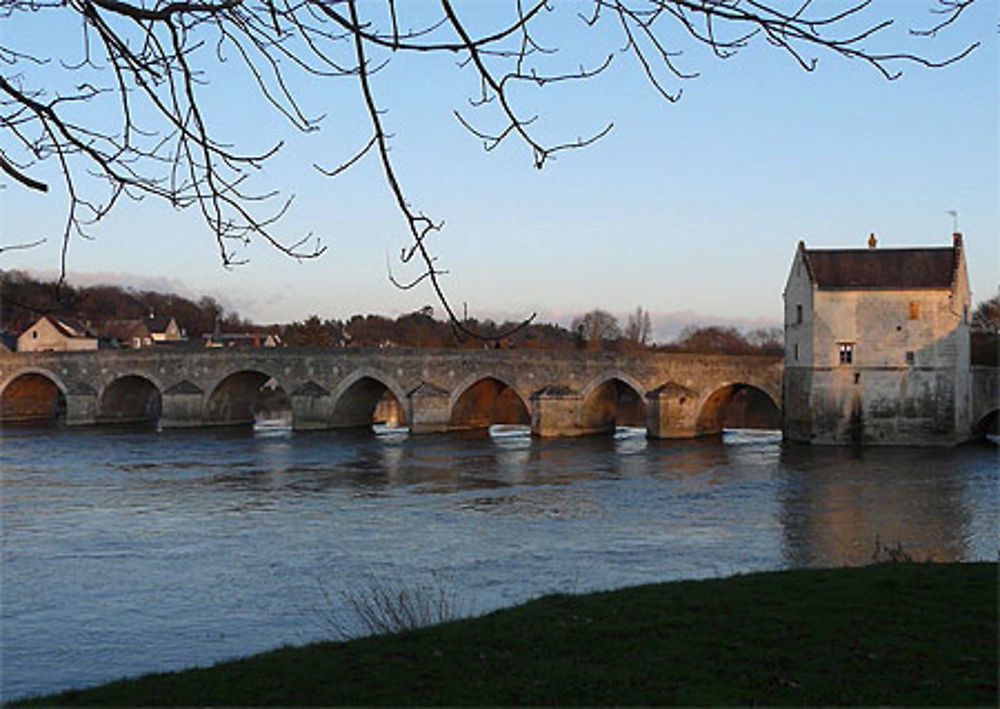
xmin=796 ymin=304 xmax=803 ymax=324
xmin=905 ymin=351 xmax=914 ymax=365
xmin=793 ymin=343 xmax=799 ymax=361
xmin=909 ymin=301 xmax=920 ymax=320
xmin=32 ymin=331 xmax=38 ymax=339
xmin=838 ymin=342 xmax=854 ymax=365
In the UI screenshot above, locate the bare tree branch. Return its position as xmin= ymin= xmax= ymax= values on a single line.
xmin=0 ymin=237 xmax=47 ymax=254
xmin=0 ymin=0 xmax=979 ymax=342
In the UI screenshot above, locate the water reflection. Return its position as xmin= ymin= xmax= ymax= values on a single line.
xmin=1 ymin=425 xmax=995 ymax=701
xmin=777 ymin=445 xmax=992 ymax=566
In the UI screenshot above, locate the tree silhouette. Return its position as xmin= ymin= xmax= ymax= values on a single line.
xmin=625 ymin=306 xmax=653 ymax=347
xmin=1 ymin=0 xmax=978 ymax=338
xmin=971 ymin=295 xmax=1000 ymax=334
xmin=572 ymin=309 xmax=621 ymax=348
xmin=675 ymin=325 xmax=753 ymax=354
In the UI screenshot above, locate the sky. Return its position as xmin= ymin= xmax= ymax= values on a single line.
xmin=2 ymin=1 xmax=997 ymax=342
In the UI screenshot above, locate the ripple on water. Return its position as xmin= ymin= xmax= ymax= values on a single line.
xmin=1 ymin=428 xmax=996 ymax=700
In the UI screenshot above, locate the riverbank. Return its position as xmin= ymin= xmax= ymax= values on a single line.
xmin=11 ymin=562 xmax=996 ymax=707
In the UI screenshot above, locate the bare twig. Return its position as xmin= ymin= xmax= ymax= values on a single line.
xmin=0 ymin=0 xmax=978 ymax=340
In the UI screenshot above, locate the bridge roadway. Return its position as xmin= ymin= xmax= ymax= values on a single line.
xmin=0 ymin=347 xmax=784 ymax=438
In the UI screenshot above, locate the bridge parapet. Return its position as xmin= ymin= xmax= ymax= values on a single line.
xmin=0 ymin=347 xmax=784 ymax=438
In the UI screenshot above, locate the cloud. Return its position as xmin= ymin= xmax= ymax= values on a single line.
xmin=26 ymin=268 xmax=190 ymax=294
xmin=21 ymin=268 xmax=244 ymax=315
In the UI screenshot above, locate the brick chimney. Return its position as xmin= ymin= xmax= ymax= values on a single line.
xmin=867 ymin=233 xmax=877 ymax=249
xmin=953 ymin=231 xmax=963 ymax=249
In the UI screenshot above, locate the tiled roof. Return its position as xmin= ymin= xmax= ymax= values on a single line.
xmin=144 ymin=315 xmax=175 ymax=333
xmin=102 ymin=319 xmax=150 ymax=340
xmin=48 ymin=317 xmax=95 ymax=339
xmin=803 ymin=246 xmax=958 ymax=290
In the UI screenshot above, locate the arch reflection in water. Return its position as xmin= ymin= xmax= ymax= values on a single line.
xmin=254 ymin=419 xmax=293 ymax=437
xmin=777 ymin=445 xmax=993 ymax=567
xmin=489 ymin=423 xmax=531 ymax=445
xmin=489 ymin=425 xmax=532 ymax=483
xmin=375 ymin=430 xmax=409 ymax=482
xmin=614 ymin=426 xmax=648 ymax=451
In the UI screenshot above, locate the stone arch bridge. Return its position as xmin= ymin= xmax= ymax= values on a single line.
xmin=0 ymin=348 xmax=784 ymax=438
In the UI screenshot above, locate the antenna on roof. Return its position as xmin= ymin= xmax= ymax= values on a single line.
xmin=947 ymin=210 xmax=959 ymax=232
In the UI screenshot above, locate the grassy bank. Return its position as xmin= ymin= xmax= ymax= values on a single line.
xmin=13 ymin=562 xmax=997 ymax=707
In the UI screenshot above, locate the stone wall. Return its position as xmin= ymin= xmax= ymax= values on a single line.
xmin=0 ymin=347 xmax=783 ymax=439
xmin=783 ymin=247 xmax=814 ymax=368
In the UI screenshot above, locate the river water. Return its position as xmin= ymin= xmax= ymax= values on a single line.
xmin=1 ymin=425 xmax=996 ymax=700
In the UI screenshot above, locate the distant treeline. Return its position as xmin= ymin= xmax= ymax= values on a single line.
xmin=280 ymin=310 xmax=785 ymax=354
xmin=1 ymin=270 xmax=251 ymax=338
xmin=2 ymin=270 xmax=789 ymax=354
xmin=970 ymin=296 xmax=1000 ymax=365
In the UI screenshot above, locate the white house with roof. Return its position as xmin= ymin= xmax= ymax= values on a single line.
xmin=783 ymin=233 xmax=972 ymax=445
xmin=16 ymin=316 xmax=99 ymax=352
xmin=145 ymin=314 xmax=184 ymax=342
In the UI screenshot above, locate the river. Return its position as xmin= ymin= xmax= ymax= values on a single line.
xmin=1 ymin=425 xmax=996 ymax=700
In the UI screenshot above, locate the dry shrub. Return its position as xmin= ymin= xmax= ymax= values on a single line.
xmin=316 ymin=570 xmax=467 ymax=639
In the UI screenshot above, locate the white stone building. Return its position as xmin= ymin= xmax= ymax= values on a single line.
xmin=782 ymin=233 xmax=972 ymax=445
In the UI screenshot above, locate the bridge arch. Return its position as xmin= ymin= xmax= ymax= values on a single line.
xmin=973 ymin=408 xmax=998 ymax=439
xmin=0 ymin=368 xmax=68 ymax=424
xmin=449 ymin=374 xmax=530 ymax=430
xmin=694 ymin=382 xmax=781 ymax=436
xmin=97 ymin=374 xmax=163 ymax=425
xmin=330 ymin=368 xmax=408 ymax=429
xmin=580 ymin=372 xmax=646 ymax=433
xmin=204 ymin=369 xmax=290 ymax=426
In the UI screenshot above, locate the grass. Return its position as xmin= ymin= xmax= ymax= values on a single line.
xmin=10 ymin=562 xmax=997 ymax=707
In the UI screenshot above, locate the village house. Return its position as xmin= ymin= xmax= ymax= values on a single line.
xmin=101 ymin=319 xmax=154 ymax=348
xmin=145 ymin=314 xmax=185 ymax=342
xmin=203 ymin=331 xmax=281 ymax=348
xmin=16 ymin=316 xmax=99 ymax=352
xmin=783 ymin=233 xmax=972 ymax=445
xmin=100 ymin=315 xmax=186 ymax=348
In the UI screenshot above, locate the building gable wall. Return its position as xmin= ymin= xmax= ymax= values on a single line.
xmin=783 ymin=246 xmax=814 ymax=368
xmin=17 ymin=318 xmax=98 ymax=353
xmin=150 ymin=318 xmax=183 ymax=341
